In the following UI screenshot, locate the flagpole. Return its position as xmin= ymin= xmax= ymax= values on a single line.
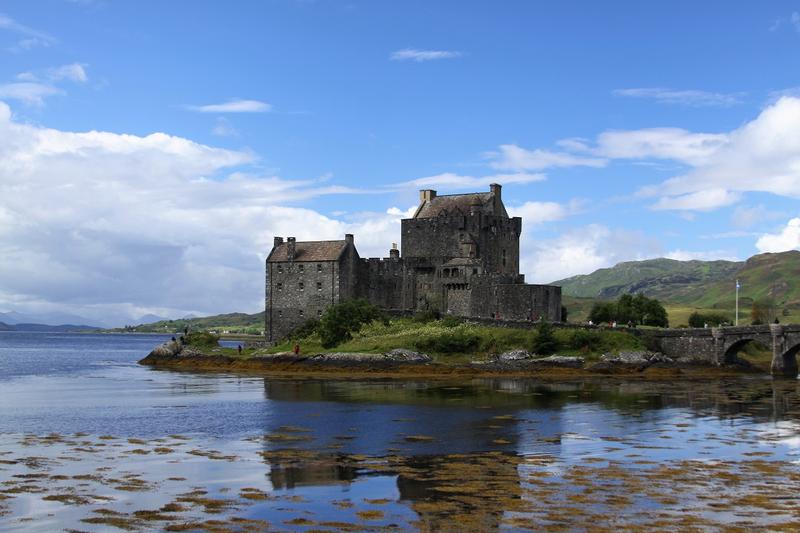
xmin=735 ymin=279 xmax=739 ymax=326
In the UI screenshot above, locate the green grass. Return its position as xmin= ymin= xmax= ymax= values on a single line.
xmin=256 ymin=317 xmax=643 ymax=362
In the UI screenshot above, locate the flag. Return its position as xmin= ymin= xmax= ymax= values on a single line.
xmin=736 ymin=280 xmax=741 ymax=290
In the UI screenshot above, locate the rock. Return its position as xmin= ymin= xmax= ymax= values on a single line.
xmin=496 ymin=349 xmax=533 ymax=361
xmin=529 ymin=355 xmax=584 ymax=368
xmin=149 ymin=340 xmax=183 ymax=357
xmin=384 ymin=348 xmax=432 ymax=363
xmin=600 ymin=351 xmax=673 ymax=366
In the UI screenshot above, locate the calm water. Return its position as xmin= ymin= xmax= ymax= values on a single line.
xmin=2 ymin=332 xmax=800 ymax=531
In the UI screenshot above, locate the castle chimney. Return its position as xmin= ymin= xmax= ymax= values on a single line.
xmin=273 ymin=236 xmax=284 ymax=248
xmin=419 ymin=189 xmax=437 ymax=203
xmin=287 ymin=237 xmax=296 ymax=261
xmin=490 ymin=183 xmax=502 ymax=213
xmin=389 ymin=242 xmax=399 ymax=260
xmin=345 ymin=234 xmax=354 ymax=245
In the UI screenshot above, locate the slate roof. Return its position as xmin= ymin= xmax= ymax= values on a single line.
xmin=267 ymin=240 xmax=348 ymax=262
xmin=413 ymin=192 xmax=507 ymax=219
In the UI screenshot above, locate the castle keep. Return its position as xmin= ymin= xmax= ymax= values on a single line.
xmin=265 ymin=184 xmax=561 ymax=341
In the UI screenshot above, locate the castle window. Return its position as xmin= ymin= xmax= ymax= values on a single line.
xmin=317 ymin=263 xmax=322 ymax=272
xmin=316 ymin=282 xmax=322 ymax=291
xmin=277 ymin=265 xmax=283 ymax=273
xmin=299 ymin=264 xmax=304 ymax=273
xmin=317 ymin=309 xmax=323 ymax=316
xmin=299 ymin=310 xmax=304 ymax=317
xmin=278 ymin=310 xmax=282 ymax=317
xmin=299 ymin=282 xmax=304 ymax=291
xmin=473 ymin=268 xmax=478 ymax=275
xmin=277 ymin=282 xmax=283 ymax=291
xmin=502 ymin=249 xmax=507 ymax=267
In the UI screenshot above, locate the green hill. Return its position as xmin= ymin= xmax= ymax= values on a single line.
xmin=117 ymin=312 xmax=264 ymax=334
xmin=555 ymin=250 xmax=800 ymax=324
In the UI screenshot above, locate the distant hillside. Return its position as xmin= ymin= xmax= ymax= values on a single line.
xmin=0 ymin=322 xmax=101 ymax=332
xmin=117 ymin=312 xmax=264 ymax=334
xmin=554 ymin=251 xmax=800 ymax=312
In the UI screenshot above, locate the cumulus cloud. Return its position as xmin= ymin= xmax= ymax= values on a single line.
xmin=187 ymin=99 xmax=272 ymax=113
xmin=665 ymin=249 xmax=739 ymax=261
xmin=0 ymin=101 xmax=393 ymax=325
xmin=521 ymin=224 xmax=662 ymax=283
xmin=756 ymin=218 xmax=800 ymax=252
xmin=508 ymin=199 xmax=583 ymax=226
xmin=613 ymin=87 xmax=743 ymax=107
xmin=486 ymin=144 xmax=607 ymax=170
xmin=390 ymin=48 xmax=461 ymax=62
xmin=566 ymin=97 xmax=800 ymax=211
xmin=395 ymin=172 xmax=545 ymax=190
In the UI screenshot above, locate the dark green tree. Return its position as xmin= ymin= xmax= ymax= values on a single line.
xmin=318 ymin=299 xmax=387 ymax=348
xmin=530 ymin=321 xmax=560 ymax=355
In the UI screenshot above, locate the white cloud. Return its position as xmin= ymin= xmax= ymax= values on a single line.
xmin=613 ymin=87 xmax=743 ymax=107
xmin=487 ymin=144 xmax=607 ymax=170
xmin=47 ymin=63 xmax=88 ymax=83
xmin=508 ymin=199 xmax=583 ymax=226
xmin=395 ymin=172 xmax=545 ymax=190
xmin=0 ymin=13 xmax=56 ymax=51
xmin=521 ymin=224 xmax=662 ymax=283
xmin=665 ymin=249 xmax=739 ymax=261
xmin=390 ymin=48 xmax=461 ymax=62
xmin=756 ymin=218 xmax=800 ymax=252
xmin=212 ymin=117 xmax=238 ymax=137
xmin=651 ymin=189 xmax=741 ymax=212
xmin=187 ymin=99 xmax=272 ymax=113
xmin=595 ymin=127 xmax=727 ymax=165
xmin=0 ymin=101 xmax=386 ymax=325
xmin=0 ymin=82 xmax=62 ymax=106
xmin=574 ymin=97 xmax=800 ymax=211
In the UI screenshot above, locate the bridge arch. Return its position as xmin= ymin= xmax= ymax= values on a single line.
xmin=722 ymin=337 xmax=772 ymax=365
xmin=776 ymin=342 xmax=800 ymax=374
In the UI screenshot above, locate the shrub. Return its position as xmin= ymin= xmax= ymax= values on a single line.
xmin=414 ymin=331 xmax=480 ymax=353
xmin=289 ymin=318 xmax=320 ymax=340
xmin=568 ymin=329 xmax=603 ymax=352
xmin=688 ymin=312 xmax=730 ymax=328
xmin=440 ymin=315 xmax=463 ymax=328
xmin=184 ymin=331 xmax=220 ymax=348
xmin=318 ymin=299 xmax=387 ymax=348
xmin=530 ymin=321 xmax=560 ymax=355
xmin=412 ymin=310 xmax=440 ymax=323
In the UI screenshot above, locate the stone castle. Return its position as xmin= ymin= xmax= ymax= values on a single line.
xmin=265 ymin=184 xmax=562 ymax=341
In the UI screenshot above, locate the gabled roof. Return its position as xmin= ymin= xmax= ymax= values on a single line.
xmin=413 ymin=191 xmax=507 ymax=219
xmin=267 ymin=240 xmax=348 ymax=262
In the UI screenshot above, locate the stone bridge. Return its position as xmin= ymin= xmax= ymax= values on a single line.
xmin=651 ymin=324 xmax=800 ymax=377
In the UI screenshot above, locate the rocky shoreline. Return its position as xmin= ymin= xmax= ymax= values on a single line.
xmin=139 ymin=340 xmax=761 ymax=380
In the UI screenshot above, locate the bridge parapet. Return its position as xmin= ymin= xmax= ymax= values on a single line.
xmin=649 ymin=323 xmax=800 ymax=377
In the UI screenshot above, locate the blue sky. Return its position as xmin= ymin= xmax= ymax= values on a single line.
xmin=1 ymin=0 xmax=800 ymax=325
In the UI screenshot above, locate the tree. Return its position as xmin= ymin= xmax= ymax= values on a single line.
xmin=588 ymin=294 xmax=668 ymax=327
xmin=751 ymin=297 xmax=776 ymax=325
xmin=530 ymin=321 xmax=560 ymax=355
xmin=318 ymin=299 xmax=387 ymax=348
xmin=688 ymin=312 xmax=729 ymax=328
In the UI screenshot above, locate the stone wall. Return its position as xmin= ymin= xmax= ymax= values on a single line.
xmin=266 ymin=260 xmax=341 ymax=341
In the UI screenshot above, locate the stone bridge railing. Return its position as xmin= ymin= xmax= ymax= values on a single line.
xmin=651 ymin=324 xmax=800 ymax=377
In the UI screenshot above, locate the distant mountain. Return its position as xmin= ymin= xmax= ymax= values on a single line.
xmin=0 ymin=310 xmax=103 ymax=327
xmin=553 ymin=250 xmax=800 ymax=311
xmin=10 ymin=323 xmax=102 ymax=332
xmin=0 ymin=321 xmax=13 ymax=331
xmin=136 ymin=314 xmax=169 ymax=325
